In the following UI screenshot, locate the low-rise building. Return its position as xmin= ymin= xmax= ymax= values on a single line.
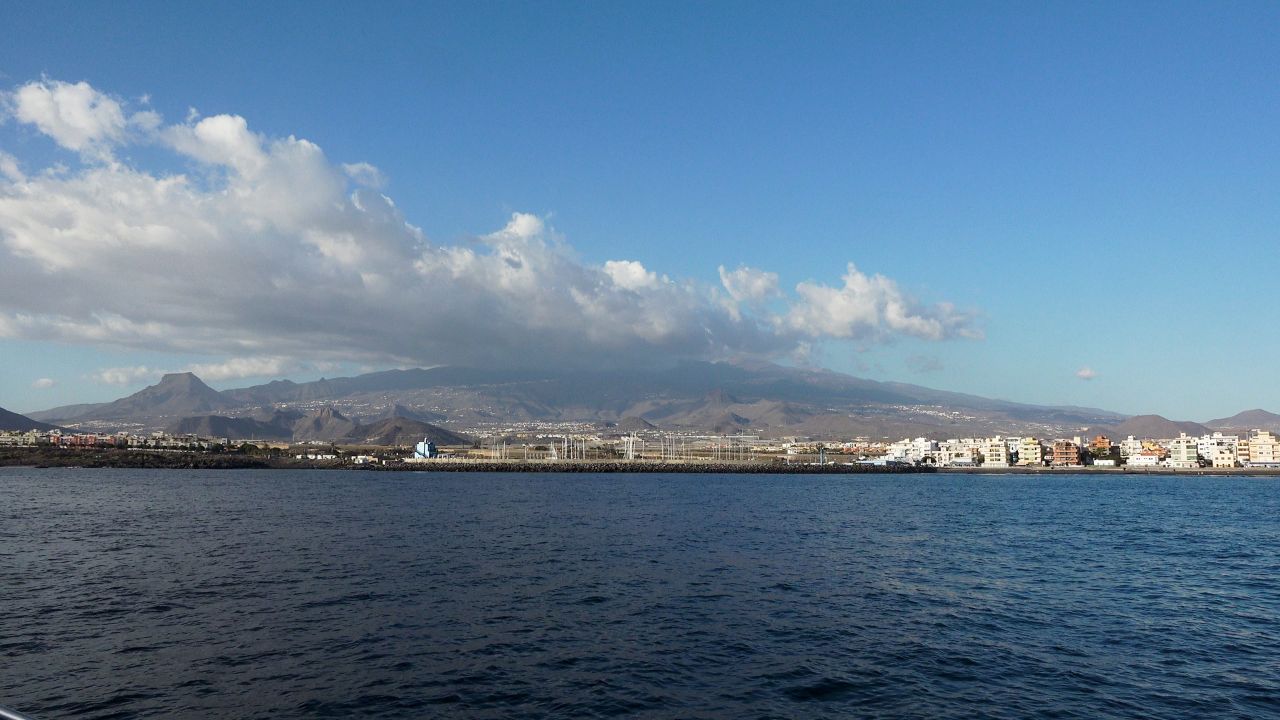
xmin=1128 ymin=450 xmax=1163 ymax=467
xmin=1051 ymin=440 xmax=1082 ymax=466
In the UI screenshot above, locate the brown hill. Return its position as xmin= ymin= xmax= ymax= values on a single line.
xmin=710 ymin=411 xmax=751 ymax=434
xmin=292 ymin=407 xmax=359 ymax=442
xmin=1206 ymin=409 xmax=1280 ymax=433
xmin=347 ymin=418 xmax=470 ymax=446
xmin=616 ymin=416 xmax=657 ymax=432
xmin=32 ymin=372 xmax=233 ymax=423
xmin=1107 ymin=414 xmax=1208 ymax=439
xmin=167 ymin=413 xmax=295 ymax=441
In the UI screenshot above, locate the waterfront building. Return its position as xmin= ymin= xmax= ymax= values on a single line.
xmin=1128 ymin=450 xmax=1163 ymax=467
xmin=1207 ymin=444 xmax=1238 ymax=468
xmin=982 ymin=436 xmax=1010 ymax=468
xmin=1017 ymin=437 xmax=1044 ymax=466
xmin=1167 ymin=433 xmax=1199 ymax=468
xmin=888 ymin=437 xmax=936 ymax=463
xmin=414 ymin=440 xmax=440 ymax=459
xmin=1004 ymin=436 xmax=1023 ymax=456
xmin=1051 ymin=440 xmax=1082 ymax=466
xmin=1090 ymin=435 xmax=1112 ymax=453
xmin=1197 ymin=432 xmax=1237 ymax=459
xmin=935 ymin=440 xmax=979 ymax=467
xmin=1247 ymin=430 xmax=1280 ymax=467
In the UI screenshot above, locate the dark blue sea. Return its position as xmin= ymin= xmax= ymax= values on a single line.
xmin=2 ymin=469 xmax=1278 ymax=719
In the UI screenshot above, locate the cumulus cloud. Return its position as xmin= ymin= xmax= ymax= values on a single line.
xmin=785 ymin=263 xmax=979 ymax=343
xmin=603 ymin=260 xmax=662 ymax=291
xmin=0 ymin=151 xmax=23 ymax=182
xmin=719 ymin=265 xmax=780 ymax=304
xmin=0 ymin=78 xmax=981 ymax=374
xmin=342 ymin=162 xmax=386 ymax=188
xmin=91 ymin=366 xmax=163 ymax=385
xmin=184 ymin=356 xmax=318 ymax=382
xmin=31 ymin=377 xmax=55 ymax=389
xmin=1075 ymin=366 xmax=1097 ymax=381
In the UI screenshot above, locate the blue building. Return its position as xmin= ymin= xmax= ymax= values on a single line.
xmin=414 ymin=440 xmax=439 ymax=459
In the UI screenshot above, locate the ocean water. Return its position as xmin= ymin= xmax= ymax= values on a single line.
xmin=1 ymin=469 xmax=1278 ymax=719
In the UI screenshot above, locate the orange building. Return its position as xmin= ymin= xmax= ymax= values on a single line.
xmin=1052 ymin=440 xmax=1082 ymax=466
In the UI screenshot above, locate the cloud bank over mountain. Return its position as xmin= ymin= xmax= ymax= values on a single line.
xmin=0 ymin=78 xmax=980 ymax=373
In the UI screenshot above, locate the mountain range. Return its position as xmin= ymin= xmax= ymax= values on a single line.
xmin=22 ymin=361 xmax=1280 ymax=443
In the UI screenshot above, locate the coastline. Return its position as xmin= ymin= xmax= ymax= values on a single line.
xmin=3 ymin=447 xmax=1280 ymax=475
xmin=0 ymin=448 xmax=931 ymax=474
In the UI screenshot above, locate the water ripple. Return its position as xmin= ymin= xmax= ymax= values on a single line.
xmin=2 ymin=469 xmax=1279 ymax=718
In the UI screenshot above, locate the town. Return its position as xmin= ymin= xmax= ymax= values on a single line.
xmin=3 ymin=424 xmax=1278 ymax=471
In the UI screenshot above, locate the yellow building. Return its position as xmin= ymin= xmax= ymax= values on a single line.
xmin=1247 ymin=431 xmax=1280 ymax=467
xmin=1017 ymin=437 xmax=1043 ymax=466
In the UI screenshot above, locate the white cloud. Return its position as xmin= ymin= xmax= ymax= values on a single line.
xmin=0 ymin=151 xmax=23 ymax=182
xmin=342 ymin=162 xmax=386 ymax=189
xmin=31 ymin=377 xmax=55 ymax=389
xmin=183 ymin=356 xmax=300 ymax=382
xmin=164 ymin=113 xmax=268 ymax=177
xmin=8 ymin=80 xmax=128 ymax=159
xmin=604 ymin=260 xmax=662 ymax=291
xmin=719 ymin=265 xmax=779 ymax=304
xmin=0 ymin=78 xmax=981 ymax=373
xmin=1076 ymin=366 xmax=1097 ymax=381
xmin=785 ymin=263 xmax=979 ymax=343
xmin=91 ymin=366 xmax=163 ymax=385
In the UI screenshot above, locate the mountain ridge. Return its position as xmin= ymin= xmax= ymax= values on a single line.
xmin=38 ymin=361 xmax=1279 ymax=440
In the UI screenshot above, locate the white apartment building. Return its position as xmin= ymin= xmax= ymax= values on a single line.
xmin=888 ymin=437 xmax=937 ymax=464
xmin=934 ymin=441 xmax=979 ymax=466
xmin=1197 ymin=432 xmax=1238 ymax=459
xmin=1166 ymin=433 xmax=1199 ymax=468
xmin=982 ymin=436 xmax=1010 ymax=467
xmin=1129 ymin=450 xmax=1163 ymax=467
xmin=1118 ymin=435 xmax=1144 ymax=459
xmin=1206 ymin=444 xmax=1238 ymax=468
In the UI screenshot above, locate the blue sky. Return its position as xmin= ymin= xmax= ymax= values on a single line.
xmin=1 ymin=1 xmax=1278 ymax=420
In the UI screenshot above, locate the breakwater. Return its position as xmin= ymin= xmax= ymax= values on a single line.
xmin=0 ymin=447 xmax=274 ymax=469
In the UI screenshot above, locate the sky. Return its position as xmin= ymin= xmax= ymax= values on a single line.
xmin=0 ymin=1 xmax=1278 ymax=420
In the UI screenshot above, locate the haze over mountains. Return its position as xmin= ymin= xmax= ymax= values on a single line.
xmin=21 ymin=360 xmax=1276 ymax=443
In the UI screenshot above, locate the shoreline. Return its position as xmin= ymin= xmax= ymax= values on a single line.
xmin=0 ymin=448 xmax=931 ymax=474
xmin=3 ymin=448 xmax=1280 ymax=475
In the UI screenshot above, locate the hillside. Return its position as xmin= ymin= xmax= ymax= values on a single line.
xmin=0 ymin=406 xmax=57 ymax=432
xmin=29 ymin=360 xmax=1133 ymax=438
xmin=1206 ymin=409 xmax=1280 ymax=433
xmin=348 ymin=417 xmax=470 ymax=446
xmin=292 ymin=407 xmax=359 ymax=442
xmin=166 ymin=413 xmax=296 ymax=441
xmin=32 ymin=372 xmax=234 ymax=423
xmin=1106 ymin=415 xmax=1208 ymax=439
